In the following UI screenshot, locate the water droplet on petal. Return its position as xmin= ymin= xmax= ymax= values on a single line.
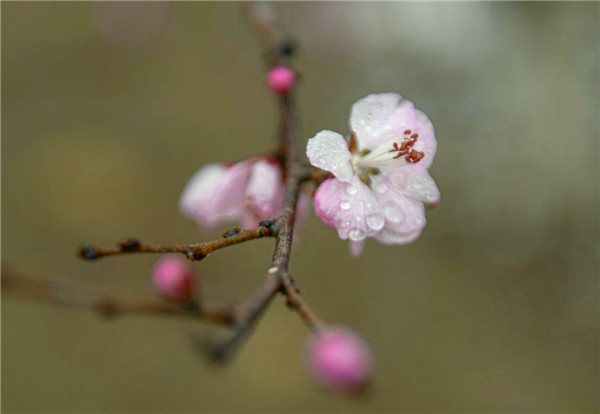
xmin=349 ymin=228 xmax=365 ymax=241
xmin=384 ymin=204 xmax=403 ymax=223
xmin=346 ymin=185 xmax=358 ymax=195
xmin=366 ymin=214 xmax=384 ymax=231
xmin=340 ymin=201 xmax=351 ymax=210
xmin=375 ymin=183 xmax=388 ymax=194
xmin=412 ymin=180 xmax=424 ymax=190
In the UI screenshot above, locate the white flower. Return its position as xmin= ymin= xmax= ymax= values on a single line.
xmin=307 ymin=93 xmax=440 ymax=256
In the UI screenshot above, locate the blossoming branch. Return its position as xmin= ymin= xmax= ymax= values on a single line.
xmin=2 ymin=2 xmax=439 ymax=395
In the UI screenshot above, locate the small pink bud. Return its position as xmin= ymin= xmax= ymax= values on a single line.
xmin=152 ymin=255 xmax=194 ymax=300
xmin=306 ymin=327 xmax=374 ymax=393
xmin=266 ymin=66 xmax=296 ymax=94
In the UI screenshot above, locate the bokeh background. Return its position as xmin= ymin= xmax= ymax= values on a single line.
xmin=2 ymin=2 xmax=598 ymax=413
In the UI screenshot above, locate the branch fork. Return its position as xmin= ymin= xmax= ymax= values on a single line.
xmin=3 ymin=3 xmax=331 ymax=365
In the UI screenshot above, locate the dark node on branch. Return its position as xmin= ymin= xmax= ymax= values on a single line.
xmin=258 ymin=219 xmax=277 ymax=235
xmin=186 ymin=249 xmax=206 ymax=261
xmin=222 ymin=228 xmax=241 ymax=238
xmin=278 ymin=38 xmax=297 ymax=57
xmin=118 ymin=238 xmax=140 ymax=252
xmin=78 ymin=246 xmax=98 ymax=260
xmin=286 ymin=298 xmax=299 ymax=309
xmin=95 ymin=299 xmax=118 ymax=318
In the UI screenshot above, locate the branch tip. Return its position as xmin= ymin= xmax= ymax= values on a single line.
xmin=78 ymin=246 xmax=99 ymax=260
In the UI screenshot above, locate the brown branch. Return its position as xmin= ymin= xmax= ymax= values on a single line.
xmin=207 ymin=3 xmax=326 ymax=362
xmin=78 ymin=226 xmax=272 ymax=262
xmin=6 ymin=1 xmax=328 ymax=366
xmin=1 ymin=268 xmax=236 ymax=325
xmin=280 ymin=273 xmax=325 ymax=333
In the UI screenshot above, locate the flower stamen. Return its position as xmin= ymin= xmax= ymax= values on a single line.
xmin=389 ymin=129 xmax=425 ymax=164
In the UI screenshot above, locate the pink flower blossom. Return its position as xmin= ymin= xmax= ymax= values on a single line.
xmin=152 ymin=255 xmax=194 ymax=300
xmin=306 ymin=327 xmax=374 ymax=393
xmin=307 ymin=93 xmax=440 ymax=256
xmin=179 ymin=157 xmax=307 ymax=229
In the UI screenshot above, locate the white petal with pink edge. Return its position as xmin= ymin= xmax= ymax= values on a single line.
xmin=306 ymin=130 xmax=353 ymax=182
xmin=385 ymin=167 xmax=440 ymax=204
xmin=349 ymin=93 xmax=417 ymax=151
xmin=371 ymin=174 xmax=426 ymax=243
xmin=244 ymin=159 xmax=284 ymax=225
xmin=178 ymin=163 xmax=227 ymax=220
xmin=313 ymin=176 xmax=384 ymax=242
xmin=194 ymin=160 xmax=252 ymax=227
xmin=410 ymin=109 xmax=437 ymax=170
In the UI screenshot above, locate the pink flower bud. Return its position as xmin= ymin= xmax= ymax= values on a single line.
xmin=266 ymin=66 xmax=296 ymax=94
xmin=152 ymin=255 xmax=194 ymax=300
xmin=306 ymin=327 xmax=374 ymax=393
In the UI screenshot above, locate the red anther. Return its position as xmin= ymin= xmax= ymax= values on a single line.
xmin=390 ymin=131 xmax=422 ymax=161
xmin=405 ymin=150 xmax=425 ymax=163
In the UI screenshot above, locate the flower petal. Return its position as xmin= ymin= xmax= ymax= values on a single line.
xmin=350 ymin=93 xmax=417 ymax=151
xmin=350 ymin=94 xmax=438 ymax=170
xmin=376 ymin=227 xmax=423 ymax=245
xmin=179 ymin=163 xmax=227 ymax=220
xmin=194 ymin=160 xmax=252 ymax=227
xmin=349 ymin=240 xmax=366 ymax=258
xmin=243 ymin=159 xmax=284 ymax=227
xmin=411 ymin=109 xmax=437 ymax=170
xmin=371 ymin=174 xmax=426 ymax=244
xmin=313 ymin=176 xmax=384 ymax=242
xmin=385 ymin=166 xmax=441 ymax=204
xmin=306 ymin=130 xmax=354 ymax=182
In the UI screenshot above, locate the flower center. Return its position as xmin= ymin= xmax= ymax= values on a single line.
xmin=354 ymin=129 xmax=425 ymax=174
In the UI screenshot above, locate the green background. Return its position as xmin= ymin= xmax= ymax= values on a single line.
xmin=2 ymin=2 xmax=598 ymax=413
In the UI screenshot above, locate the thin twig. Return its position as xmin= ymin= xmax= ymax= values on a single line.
xmin=78 ymin=226 xmax=272 ymax=262
xmin=280 ymin=273 xmax=325 ymax=333
xmin=1 ymin=268 xmax=236 ymax=325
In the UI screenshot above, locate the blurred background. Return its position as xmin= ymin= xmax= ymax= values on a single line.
xmin=2 ymin=2 xmax=598 ymax=413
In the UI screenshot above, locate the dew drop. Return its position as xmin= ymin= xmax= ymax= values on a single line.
xmin=366 ymin=214 xmax=384 ymax=230
xmin=384 ymin=204 xmax=403 ymax=223
xmin=340 ymin=201 xmax=351 ymax=210
xmin=412 ymin=180 xmax=424 ymax=190
xmin=348 ymin=228 xmax=365 ymax=241
xmin=375 ymin=183 xmax=388 ymax=194
xmin=346 ymin=185 xmax=358 ymax=195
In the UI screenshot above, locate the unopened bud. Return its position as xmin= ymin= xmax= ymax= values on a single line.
xmin=151 ymin=255 xmax=194 ymax=300
xmin=266 ymin=66 xmax=296 ymax=94
xmin=306 ymin=326 xmax=374 ymax=393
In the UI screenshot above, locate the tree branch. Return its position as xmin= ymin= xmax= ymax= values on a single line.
xmin=207 ymin=2 xmax=325 ymax=362
xmin=1 ymin=268 xmax=236 ymax=325
xmin=78 ymin=226 xmax=272 ymax=262
xmin=3 ymin=1 xmax=328 ymax=366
